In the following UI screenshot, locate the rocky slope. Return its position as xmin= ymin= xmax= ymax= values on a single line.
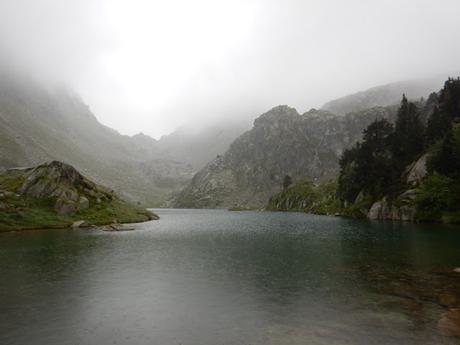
xmin=0 ymin=161 xmax=157 ymax=231
xmin=0 ymin=70 xmax=239 ymax=206
xmin=266 ymin=180 xmax=339 ymax=214
xmin=322 ymin=78 xmax=442 ymax=115
xmin=266 ymin=154 xmax=428 ymax=221
xmin=174 ymin=105 xmax=398 ymax=208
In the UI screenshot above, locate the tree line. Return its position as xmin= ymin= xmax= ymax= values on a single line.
xmin=338 ymin=77 xmax=460 ymax=205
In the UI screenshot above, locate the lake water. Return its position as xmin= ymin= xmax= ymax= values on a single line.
xmin=1 ymin=209 xmax=460 ymax=344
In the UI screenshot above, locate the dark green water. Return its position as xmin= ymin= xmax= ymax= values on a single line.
xmin=1 ymin=209 xmax=460 ymax=344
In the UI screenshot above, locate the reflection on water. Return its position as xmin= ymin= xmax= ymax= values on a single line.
xmin=1 ymin=209 xmax=460 ymax=344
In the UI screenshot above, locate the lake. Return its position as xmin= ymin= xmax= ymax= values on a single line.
xmin=1 ymin=209 xmax=460 ymax=344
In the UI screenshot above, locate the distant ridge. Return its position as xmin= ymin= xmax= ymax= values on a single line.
xmin=322 ymin=78 xmax=443 ymax=115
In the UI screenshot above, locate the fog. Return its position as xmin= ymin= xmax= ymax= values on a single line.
xmin=1 ymin=0 xmax=459 ymax=138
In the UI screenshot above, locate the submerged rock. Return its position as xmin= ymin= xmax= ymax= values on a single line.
xmin=102 ymin=223 xmax=136 ymax=232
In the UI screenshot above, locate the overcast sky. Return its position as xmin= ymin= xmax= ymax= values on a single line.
xmin=1 ymin=0 xmax=459 ymax=138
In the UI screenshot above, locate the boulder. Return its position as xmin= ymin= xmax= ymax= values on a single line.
xmin=55 ymin=197 xmax=77 ymax=216
xmin=71 ymin=220 xmax=90 ymax=228
xmin=78 ymin=196 xmax=90 ymax=209
xmin=367 ymin=197 xmax=416 ymax=221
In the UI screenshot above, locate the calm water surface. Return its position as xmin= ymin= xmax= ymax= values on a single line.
xmin=1 ymin=209 xmax=460 ymax=344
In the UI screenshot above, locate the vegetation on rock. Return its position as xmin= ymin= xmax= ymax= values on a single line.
xmin=175 ymin=105 xmax=398 ymax=209
xmin=337 ymin=78 xmax=460 ymax=223
xmin=266 ymin=78 xmax=460 ymax=224
xmin=0 ymin=161 xmax=158 ymax=231
xmin=267 ymin=180 xmax=340 ymax=215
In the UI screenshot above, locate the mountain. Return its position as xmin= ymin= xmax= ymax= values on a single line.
xmin=0 ymin=73 xmax=171 ymax=205
xmin=155 ymin=121 xmax=249 ymax=170
xmin=335 ymin=78 xmax=460 ymax=223
xmin=0 ymin=70 xmax=245 ymax=206
xmin=322 ymin=78 xmax=442 ymax=115
xmin=270 ymin=78 xmax=460 ymax=224
xmin=0 ymin=161 xmax=157 ymax=231
xmin=174 ymin=104 xmax=398 ymax=208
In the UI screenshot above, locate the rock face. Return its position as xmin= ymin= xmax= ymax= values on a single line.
xmin=174 ymin=105 xmax=397 ymax=208
xmin=405 ymin=154 xmax=428 ymax=186
xmin=367 ymin=197 xmax=416 ymax=222
xmin=0 ymin=70 xmax=243 ymax=206
xmin=16 ymin=161 xmax=114 ymax=215
xmin=366 ymin=156 xmax=428 ymax=222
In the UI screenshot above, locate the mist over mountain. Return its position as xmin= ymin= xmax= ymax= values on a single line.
xmin=173 ymin=104 xmax=399 ymax=208
xmin=2 ymin=63 xmax=453 ymax=210
xmin=0 ymin=70 xmax=243 ymax=206
xmin=321 ymin=77 xmax=445 ymax=115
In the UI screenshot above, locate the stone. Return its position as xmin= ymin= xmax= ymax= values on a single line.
xmin=55 ymin=197 xmax=77 ymax=216
xmin=103 ymin=223 xmax=135 ymax=232
xmin=78 ymin=196 xmax=90 ymax=210
xmin=71 ymin=220 xmax=90 ymax=228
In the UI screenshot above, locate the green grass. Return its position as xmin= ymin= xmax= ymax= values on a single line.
xmin=0 ymin=195 xmax=157 ymax=232
xmin=0 ymin=170 xmax=158 ymax=232
xmin=267 ymin=180 xmax=342 ymax=215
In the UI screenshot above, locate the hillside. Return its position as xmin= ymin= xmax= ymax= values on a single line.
xmin=0 ymin=70 xmax=237 ymax=205
xmin=174 ymin=105 xmax=398 ymax=208
xmin=336 ymin=78 xmax=460 ymax=223
xmin=322 ymin=78 xmax=441 ymax=115
xmin=270 ymin=78 xmax=460 ymax=224
xmin=0 ymin=161 xmax=157 ymax=231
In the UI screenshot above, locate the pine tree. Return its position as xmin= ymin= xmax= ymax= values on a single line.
xmin=425 ymin=78 xmax=460 ymax=145
xmin=392 ymin=95 xmax=425 ymax=164
xmin=338 ymin=119 xmax=394 ymax=202
xmin=428 ymin=122 xmax=460 ymax=178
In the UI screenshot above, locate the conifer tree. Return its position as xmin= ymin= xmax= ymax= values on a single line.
xmin=392 ymin=95 xmax=424 ymax=164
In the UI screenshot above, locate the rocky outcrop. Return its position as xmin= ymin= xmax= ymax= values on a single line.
xmin=174 ymin=105 xmax=397 ymax=208
xmin=16 ymin=161 xmax=114 ymax=215
xmin=367 ymin=197 xmax=416 ymax=222
xmin=0 ymin=161 xmax=157 ymax=231
xmin=366 ymin=154 xmax=430 ymax=222
xmin=405 ymin=154 xmax=428 ymax=186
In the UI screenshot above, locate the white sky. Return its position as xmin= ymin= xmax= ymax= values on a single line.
xmin=1 ymin=0 xmax=460 ymax=138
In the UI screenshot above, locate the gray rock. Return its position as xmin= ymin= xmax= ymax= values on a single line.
xmin=406 ymin=154 xmax=428 ymax=185
xmin=71 ymin=220 xmax=90 ymax=228
xmin=367 ymin=197 xmax=416 ymax=221
xmin=175 ymin=105 xmax=398 ymax=208
xmin=55 ymin=198 xmax=77 ymax=216
xmin=78 ymin=196 xmax=90 ymax=209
